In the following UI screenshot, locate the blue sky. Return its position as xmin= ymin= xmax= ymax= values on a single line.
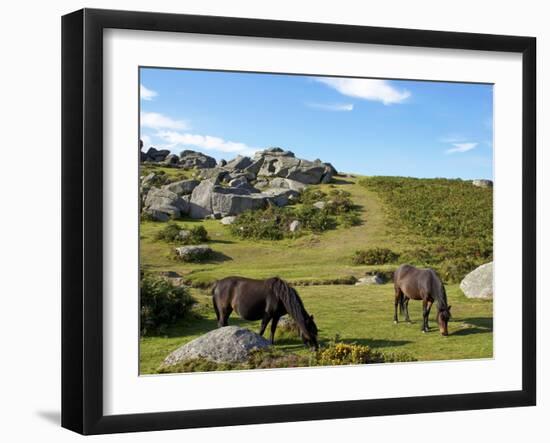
xmin=140 ymin=68 xmax=493 ymax=179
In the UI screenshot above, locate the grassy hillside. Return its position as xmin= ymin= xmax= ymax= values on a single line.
xmin=139 ymin=174 xmax=493 ymax=373
xmin=359 ymin=177 xmax=493 ymax=282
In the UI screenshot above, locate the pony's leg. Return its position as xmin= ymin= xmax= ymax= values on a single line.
xmin=258 ymin=312 xmax=271 ymax=337
xmin=404 ymin=299 xmax=411 ymax=323
xmin=212 ymin=298 xmax=221 ymax=326
xmin=270 ymin=316 xmax=281 ymax=345
xmin=219 ymin=307 xmax=232 ymax=327
xmin=393 ymin=287 xmax=402 ymax=323
xmin=421 ymin=300 xmax=428 ymax=332
xmin=425 ymin=300 xmax=433 ymax=332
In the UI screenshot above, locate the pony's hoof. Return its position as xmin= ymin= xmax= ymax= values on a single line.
xmin=393 ymin=320 xmax=398 ymax=324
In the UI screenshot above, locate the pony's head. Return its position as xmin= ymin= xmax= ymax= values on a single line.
xmin=437 ymin=305 xmax=452 ymax=336
xmin=301 ymin=314 xmax=319 ymax=350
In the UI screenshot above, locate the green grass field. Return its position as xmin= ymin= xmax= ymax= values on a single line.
xmin=139 ymin=174 xmax=493 ymax=374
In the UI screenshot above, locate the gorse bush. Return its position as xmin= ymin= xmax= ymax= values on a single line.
xmin=154 ymin=222 xmax=181 ymax=242
xmin=140 ymin=275 xmax=196 ymax=336
xmin=155 ymin=222 xmax=209 ymax=244
xmin=352 ymin=248 xmax=400 ymax=265
xmin=325 ymin=189 xmax=355 ymax=215
xmin=229 ymin=206 xmax=291 ymax=240
xmin=317 ymin=342 xmax=383 ymax=365
xmin=294 ymin=205 xmax=335 ymax=232
xmin=158 ymin=344 xmax=417 ymax=373
xmin=359 ymin=176 xmax=493 ymax=239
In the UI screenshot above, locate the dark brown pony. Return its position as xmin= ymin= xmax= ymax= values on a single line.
xmin=211 ymin=276 xmax=318 ymax=349
xmin=393 ymin=264 xmax=452 ymax=335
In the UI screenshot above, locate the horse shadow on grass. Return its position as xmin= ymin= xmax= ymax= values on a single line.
xmin=451 ymin=317 xmax=493 ymax=337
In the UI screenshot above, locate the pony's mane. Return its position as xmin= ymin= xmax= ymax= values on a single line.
xmin=271 ymin=278 xmax=308 ymax=327
xmin=429 ymin=269 xmax=448 ymax=311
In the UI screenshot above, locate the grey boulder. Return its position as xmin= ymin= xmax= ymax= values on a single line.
xmin=142 ymin=147 xmax=170 ymax=162
xmin=355 ymin=275 xmax=384 ymax=286
xmin=472 ymin=179 xmax=493 ymax=188
xmin=269 ymin=177 xmax=307 ymax=192
xmin=220 ymin=216 xmax=237 ymax=225
xmin=289 ymin=220 xmax=301 ymax=232
xmin=174 ymin=245 xmax=213 ymax=261
xmin=189 ymin=179 xmax=267 ymax=219
xmin=143 ymin=187 xmax=189 ymax=220
xmin=179 ymin=150 xmax=217 ymax=169
xmin=460 ymin=262 xmax=493 ymax=299
xmin=161 ymin=326 xmax=270 ymax=366
xmin=225 ymin=155 xmax=253 ymax=171
xmin=163 ymin=179 xmax=200 ymax=196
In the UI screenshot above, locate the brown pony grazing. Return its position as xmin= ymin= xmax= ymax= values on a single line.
xmin=211 ymin=276 xmax=318 ymax=349
xmin=393 ymin=264 xmax=452 ymax=335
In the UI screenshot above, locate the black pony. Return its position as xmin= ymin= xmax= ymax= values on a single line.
xmin=393 ymin=264 xmax=452 ymax=335
xmin=211 ymin=276 xmax=318 ymax=349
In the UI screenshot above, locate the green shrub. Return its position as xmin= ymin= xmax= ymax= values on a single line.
xmin=317 ymin=343 xmax=384 ymax=365
xmin=299 ymin=188 xmax=327 ymax=205
xmin=154 ymin=222 xmax=181 ymax=242
xmin=325 ymin=189 xmax=355 ymax=215
xmin=352 ymin=248 xmax=400 ymax=265
xmin=294 ymin=205 xmax=335 ymax=232
xmin=155 ymin=222 xmax=210 ymax=244
xmin=188 ymin=225 xmax=209 ymax=243
xmin=435 ymin=257 xmax=479 ymax=283
xmin=140 ymin=275 xmax=196 ymax=336
xmin=229 ymin=206 xmax=291 ymax=240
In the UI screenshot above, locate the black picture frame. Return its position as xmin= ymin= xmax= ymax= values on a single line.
xmin=62 ymin=8 xmax=537 ymax=435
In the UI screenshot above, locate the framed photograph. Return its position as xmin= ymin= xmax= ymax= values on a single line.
xmin=62 ymin=8 xmax=536 ymax=435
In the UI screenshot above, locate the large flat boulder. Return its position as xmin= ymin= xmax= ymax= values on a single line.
xmin=142 ymin=147 xmax=170 ymax=162
xmin=224 ymin=155 xmax=253 ymax=171
xmin=189 ymin=179 xmax=267 ymax=218
xmin=179 ymin=150 xmax=217 ymax=169
xmin=143 ymin=187 xmax=189 ymax=220
xmin=163 ymin=179 xmax=200 ymax=196
xmin=252 ymin=148 xmax=334 ymax=184
xmin=161 ymin=326 xmax=271 ymax=366
xmin=460 ymin=262 xmax=493 ymax=299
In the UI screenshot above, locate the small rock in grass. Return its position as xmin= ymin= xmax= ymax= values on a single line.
xmin=289 ymin=220 xmax=301 ymax=232
xmin=175 ymin=245 xmax=213 ymax=262
xmin=220 ymin=216 xmax=237 ymax=225
xmin=313 ymin=201 xmax=326 ymax=210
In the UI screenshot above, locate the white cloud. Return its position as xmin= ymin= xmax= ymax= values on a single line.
xmin=316 ymin=78 xmax=410 ymax=105
xmin=140 ymin=84 xmax=158 ymax=101
xmin=306 ymin=102 xmax=354 ymax=112
xmin=155 ymin=131 xmax=259 ymax=156
xmin=439 ymin=135 xmax=466 ymax=143
xmin=140 ymin=112 xmax=189 ymax=130
xmin=446 ymin=142 xmax=478 ymax=154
